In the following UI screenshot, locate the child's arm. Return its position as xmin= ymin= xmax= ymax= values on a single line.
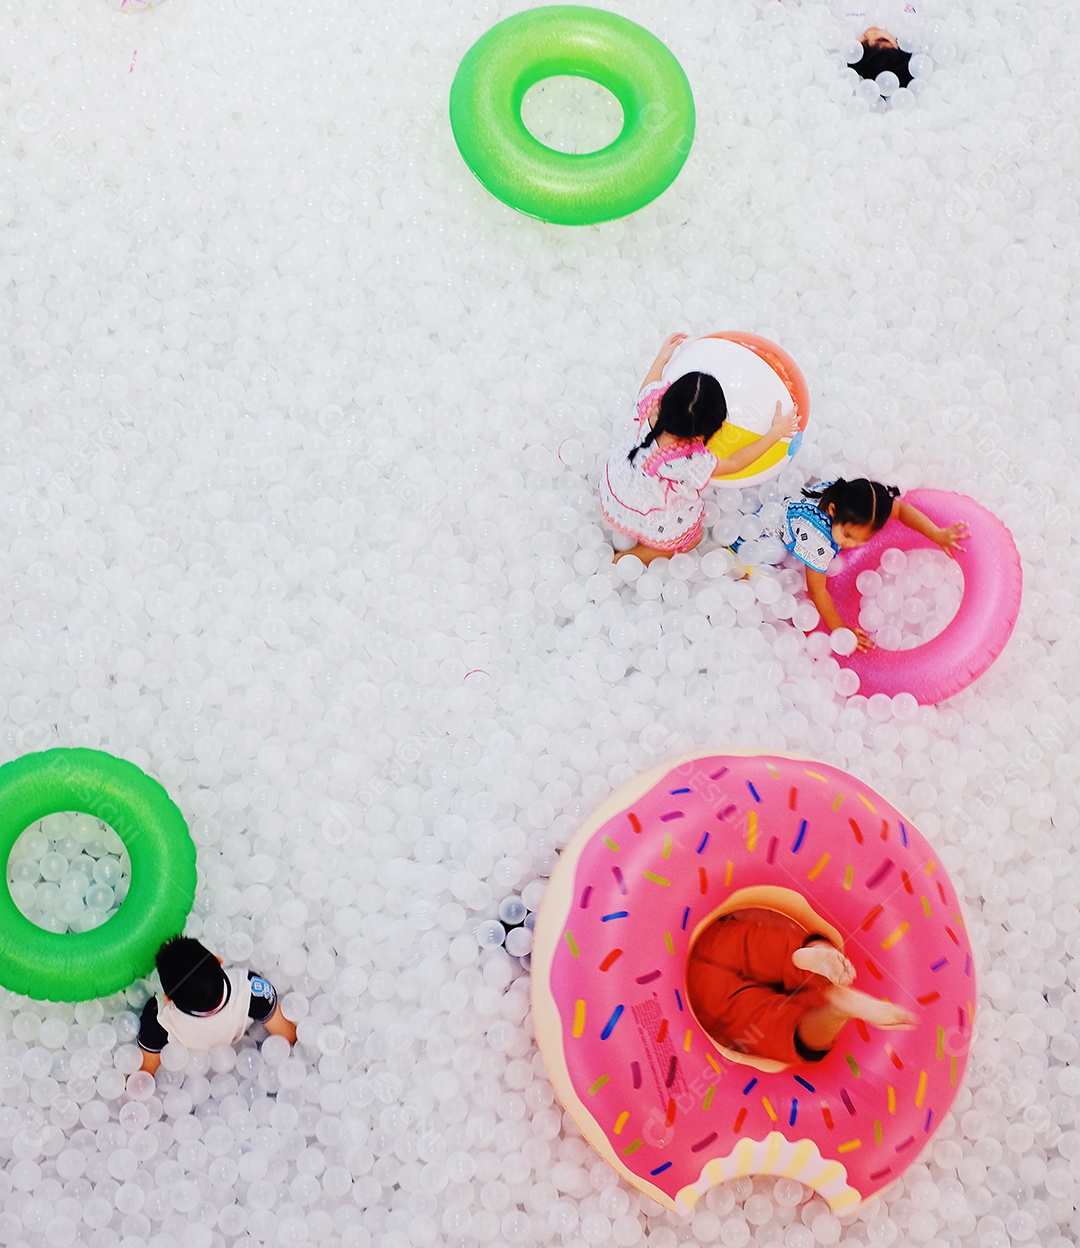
xmin=805 ymin=567 xmax=875 ymax=652
xmin=713 ymin=402 xmax=799 ymax=476
xmin=892 ymin=499 xmax=968 ymax=556
xmin=264 ymin=1003 xmax=297 ymax=1045
xmin=640 ymin=332 xmax=687 ymax=388
xmin=139 ymin=1048 xmax=162 ymax=1075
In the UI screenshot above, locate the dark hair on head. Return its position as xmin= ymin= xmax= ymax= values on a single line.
xmin=156 ymin=936 xmax=226 ymax=1013
xmin=852 ymin=43 xmax=914 ymax=90
xmin=804 ymin=478 xmax=899 ymax=532
xmin=628 ymin=372 xmax=727 ymax=463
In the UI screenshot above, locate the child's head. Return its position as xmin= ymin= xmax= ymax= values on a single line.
xmin=852 ymin=30 xmax=914 ymax=90
xmin=629 ymin=372 xmax=727 ymax=463
xmin=808 ymin=478 xmax=899 ymax=548
xmin=156 ymin=936 xmax=226 ymax=1013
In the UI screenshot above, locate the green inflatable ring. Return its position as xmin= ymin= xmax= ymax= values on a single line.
xmin=449 ymin=6 xmax=695 ymax=225
xmin=0 ymin=749 xmax=197 ymax=1002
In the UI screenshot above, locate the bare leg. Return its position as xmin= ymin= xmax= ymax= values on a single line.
xmin=796 ymin=984 xmax=917 ymax=1053
xmin=614 ymin=534 xmax=701 ymax=565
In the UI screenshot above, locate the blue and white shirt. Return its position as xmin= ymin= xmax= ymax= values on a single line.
xmin=783 ymin=499 xmax=841 ymax=572
xmin=760 ymin=482 xmax=840 ymax=573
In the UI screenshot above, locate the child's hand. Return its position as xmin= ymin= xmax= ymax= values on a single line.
xmin=933 ymin=521 xmax=968 ymax=558
xmin=643 ymin=334 xmax=690 ymax=388
xmin=656 ymin=332 xmax=688 ymax=366
xmin=769 ymin=401 xmax=800 ymax=438
xmin=854 ymin=627 xmax=876 ymax=652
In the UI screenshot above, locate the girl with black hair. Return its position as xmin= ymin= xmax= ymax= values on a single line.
xmin=600 ymin=333 xmax=798 ymax=565
xmin=759 ymin=478 xmax=967 ymax=651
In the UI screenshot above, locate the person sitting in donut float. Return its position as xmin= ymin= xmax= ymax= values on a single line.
xmin=687 ymin=909 xmax=916 ymax=1068
xmin=532 ymin=750 xmax=976 ymax=1215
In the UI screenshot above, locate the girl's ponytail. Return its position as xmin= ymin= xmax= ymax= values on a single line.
xmin=867 ymin=481 xmax=901 ymax=531
xmin=628 ymin=422 xmax=662 ymax=464
xmin=805 ymin=478 xmax=899 ymax=532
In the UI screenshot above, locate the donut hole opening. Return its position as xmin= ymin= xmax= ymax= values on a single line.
xmin=520 ymin=76 xmax=625 ymax=154
xmin=852 ymin=547 xmax=963 ymax=651
xmin=687 ymin=885 xmax=843 ymax=1074
xmin=7 ymin=812 xmax=130 ymax=935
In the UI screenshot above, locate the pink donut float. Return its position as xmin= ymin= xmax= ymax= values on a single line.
xmin=532 ymin=751 xmax=975 ymax=1214
xmin=818 ymin=488 xmax=1022 ymax=704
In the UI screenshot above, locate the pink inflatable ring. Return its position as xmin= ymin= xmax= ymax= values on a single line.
xmin=532 ymin=751 xmax=975 ymax=1214
xmin=819 ymin=488 xmax=1022 ymax=704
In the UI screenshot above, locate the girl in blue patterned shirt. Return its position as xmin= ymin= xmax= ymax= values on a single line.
xmin=760 ymin=478 xmax=967 ymax=652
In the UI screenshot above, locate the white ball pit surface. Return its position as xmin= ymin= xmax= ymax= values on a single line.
xmin=0 ymin=0 xmax=1075 ymax=1246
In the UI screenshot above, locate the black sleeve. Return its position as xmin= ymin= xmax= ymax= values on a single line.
xmin=137 ymin=997 xmax=169 ymax=1053
xmin=247 ymin=971 xmax=278 ymax=1023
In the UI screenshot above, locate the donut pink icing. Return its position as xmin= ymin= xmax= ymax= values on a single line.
xmin=532 ymin=752 xmax=975 ymax=1214
xmin=818 ymin=489 xmax=1022 ymax=704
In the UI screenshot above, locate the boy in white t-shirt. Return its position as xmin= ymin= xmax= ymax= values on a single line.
xmin=138 ymin=936 xmax=297 ymax=1074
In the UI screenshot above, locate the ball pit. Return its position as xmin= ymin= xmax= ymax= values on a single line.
xmin=2 ymin=0 xmax=1076 ymax=1245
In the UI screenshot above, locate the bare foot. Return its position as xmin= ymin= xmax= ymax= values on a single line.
xmin=613 ymin=544 xmax=673 ymax=566
xmin=861 ymin=999 xmax=919 ymax=1030
xmin=829 ymin=985 xmax=918 ymax=1031
xmin=792 ymin=943 xmax=855 ymax=987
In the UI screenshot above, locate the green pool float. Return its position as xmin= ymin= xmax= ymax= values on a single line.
xmin=0 ymin=749 xmax=197 ymax=1002
xmin=449 ymin=6 xmax=696 ymax=226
